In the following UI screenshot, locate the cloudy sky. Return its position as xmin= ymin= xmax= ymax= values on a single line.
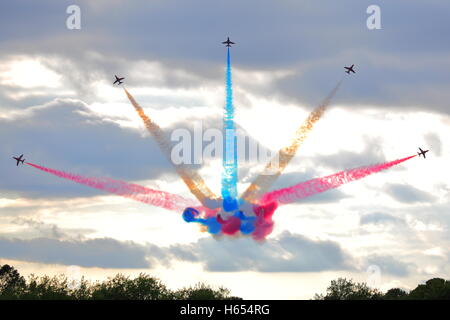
xmin=1 ymin=0 xmax=450 ymax=299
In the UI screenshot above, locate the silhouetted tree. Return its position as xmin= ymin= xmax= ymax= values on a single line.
xmin=0 ymin=264 xmax=26 ymax=299
xmin=174 ymin=283 xmax=242 ymax=300
xmin=90 ymin=273 xmax=173 ymax=300
xmin=408 ymin=278 xmax=450 ymax=300
xmin=383 ymin=288 xmax=408 ymax=300
xmin=22 ymin=274 xmax=72 ymax=299
xmin=314 ymin=278 xmax=383 ymax=300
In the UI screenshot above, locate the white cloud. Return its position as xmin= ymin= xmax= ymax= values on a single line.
xmin=0 ymin=58 xmax=62 ymax=89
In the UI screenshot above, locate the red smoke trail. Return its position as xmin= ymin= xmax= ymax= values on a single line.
xmin=26 ymin=162 xmax=203 ymax=212
xmin=260 ymin=155 xmax=416 ymax=205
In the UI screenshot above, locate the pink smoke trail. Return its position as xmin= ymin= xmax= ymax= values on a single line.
xmin=26 ymin=162 xmax=204 ymax=212
xmin=260 ymin=155 xmax=417 ymax=205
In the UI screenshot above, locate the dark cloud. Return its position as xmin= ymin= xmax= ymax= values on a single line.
xmin=0 ymin=91 xmax=285 ymax=201
xmin=318 ymin=137 xmax=385 ymax=171
xmin=166 ymin=115 xmax=280 ymax=173
xmin=238 ymin=155 xmax=350 ymax=204
xmin=1 ymin=0 xmax=450 ymax=112
xmin=14 ymin=217 xmax=66 ymax=239
xmin=360 ymin=212 xmax=405 ymax=226
xmin=264 ymin=169 xmax=317 ymax=191
xmin=0 ymin=231 xmax=355 ymax=272
xmin=9 ymin=217 xmax=95 ymax=240
xmin=386 ymin=184 xmax=436 ymax=204
xmin=296 ymin=189 xmax=349 ymax=204
xmin=172 ymin=231 xmax=355 ymax=272
xmin=366 ymin=255 xmax=410 ymax=277
xmin=426 ymin=204 xmax=450 ymax=232
xmin=0 ymin=237 xmax=153 ymax=268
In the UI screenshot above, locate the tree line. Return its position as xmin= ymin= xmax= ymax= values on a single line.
xmin=314 ymin=277 xmax=450 ymax=300
xmin=0 ymin=264 xmax=240 ymax=300
xmin=1 ymin=264 xmax=449 ymax=300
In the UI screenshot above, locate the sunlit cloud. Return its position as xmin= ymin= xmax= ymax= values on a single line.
xmin=0 ymin=58 xmax=62 ymax=89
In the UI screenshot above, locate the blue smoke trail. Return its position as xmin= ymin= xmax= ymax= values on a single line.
xmin=221 ymin=47 xmax=239 ymax=212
